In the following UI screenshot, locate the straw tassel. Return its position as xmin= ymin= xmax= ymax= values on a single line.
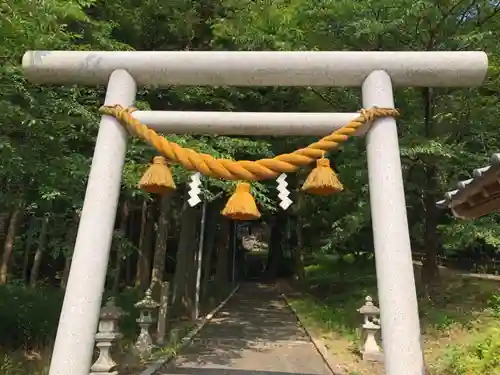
xmin=138 ymin=156 xmax=176 ymax=195
xmin=301 ymin=157 xmax=343 ymax=196
xmin=221 ymin=182 xmax=261 ymax=221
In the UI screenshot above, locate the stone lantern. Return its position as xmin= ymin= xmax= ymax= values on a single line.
xmin=134 ymin=288 xmax=160 ymax=357
xmin=357 ymin=296 xmax=383 ymax=362
xmin=90 ymin=297 xmax=126 ymax=375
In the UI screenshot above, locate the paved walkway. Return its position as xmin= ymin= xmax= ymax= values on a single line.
xmin=159 ymin=283 xmax=333 ymax=375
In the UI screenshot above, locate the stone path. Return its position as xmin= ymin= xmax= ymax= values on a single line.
xmin=159 ymin=283 xmax=333 ymax=375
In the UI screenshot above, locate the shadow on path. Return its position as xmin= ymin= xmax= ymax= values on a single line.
xmin=159 ymin=283 xmax=332 ymax=375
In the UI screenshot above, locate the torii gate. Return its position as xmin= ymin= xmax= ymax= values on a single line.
xmin=22 ymin=50 xmax=488 ymax=375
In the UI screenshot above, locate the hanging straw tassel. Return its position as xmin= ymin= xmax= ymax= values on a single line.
xmin=221 ymin=182 xmax=261 ymax=221
xmin=138 ymin=156 xmax=176 ymax=195
xmin=301 ymin=157 xmax=343 ymax=196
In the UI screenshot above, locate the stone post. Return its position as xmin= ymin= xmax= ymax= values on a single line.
xmin=90 ymin=298 xmax=126 ymax=375
xmin=357 ymin=296 xmax=383 ymax=362
xmin=134 ymin=288 xmax=160 ymax=357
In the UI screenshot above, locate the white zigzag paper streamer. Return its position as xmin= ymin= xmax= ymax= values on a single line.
xmin=188 ymin=172 xmax=202 ymax=207
xmin=276 ymin=173 xmax=293 ymax=210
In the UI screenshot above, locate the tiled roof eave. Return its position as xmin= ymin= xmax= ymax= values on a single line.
xmin=436 ymin=153 xmax=500 ymax=213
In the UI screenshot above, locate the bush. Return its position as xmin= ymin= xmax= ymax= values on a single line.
xmin=0 ymin=284 xmax=146 ymax=375
xmin=303 ymin=254 xmax=377 ymax=296
xmin=0 ymin=353 xmax=25 ymax=375
xmin=487 ymin=292 xmax=500 ymax=317
xmin=440 ymin=325 xmax=500 ymax=375
xmin=0 ymin=284 xmax=143 ymax=351
xmin=0 ymin=285 xmax=63 ymax=350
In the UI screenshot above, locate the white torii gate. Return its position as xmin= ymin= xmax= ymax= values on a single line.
xmin=22 ymin=50 xmax=488 ymax=375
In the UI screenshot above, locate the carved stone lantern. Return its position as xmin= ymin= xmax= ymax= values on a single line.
xmin=90 ymin=297 xmax=126 ymax=375
xmin=134 ymin=288 xmax=160 ymax=357
xmin=357 ymin=296 xmax=383 ymax=362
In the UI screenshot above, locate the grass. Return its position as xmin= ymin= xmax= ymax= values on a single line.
xmin=285 ymin=256 xmax=500 ymax=375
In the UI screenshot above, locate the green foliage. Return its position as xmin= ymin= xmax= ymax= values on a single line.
xmin=0 ymin=353 xmax=34 ymax=375
xmin=0 ymin=284 xmax=144 ymax=375
xmin=0 ymin=284 xmax=142 ymax=351
xmin=487 ymin=292 xmax=500 ymax=318
xmin=290 ymin=256 xmax=378 ymax=341
xmin=2 ymin=0 xmax=500 ymax=255
xmin=0 ymin=285 xmax=63 ymax=349
xmin=440 ymin=326 xmax=500 ymax=375
xmin=2 ymin=0 xmax=500 ymax=372
xmin=439 ymin=216 xmax=500 ymax=251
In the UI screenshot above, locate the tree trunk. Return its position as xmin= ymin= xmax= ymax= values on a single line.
xmin=61 ymin=213 xmax=80 ymax=289
xmin=135 ymin=200 xmax=155 ymax=291
xmin=0 ymin=205 xmax=23 ymax=284
xmin=0 ymin=211 xmax=11 ymax=251
xmin=171 ymin=199 xmax=198 ymax=317
xmin=293 ymin=192 xmax=305 ymax=282
xmin=135 ymin=200 xmax=149 ymax=288
xmin=187 ymin=225 xmax=200 ymax=319
xmin=294 ymin=221 xmax=305 ymax=281
xmin=22 ymin=216 xmax=38 ymax=284
xmin=30 ymin=215 xmax=50 ymax=286
xmin=112 ymin=200 xmax=130 ymax=294
xmin=125 ymin=256 xmax=132 ymax=286
xmin=421 ymin=87 xmax=440 ymax=292
xmin=265 ymin=211 xmax=286 ymax=279
xmin=228 ymin=221 xmax=237 ymax=283
xmin=422 ymin=166 xmax=441 ymax=294
xmin=61 ymin=255 xmax=72 ymax=289
xmin=125 ymin=206 xmax=136 ymax=285
xmin=215 ymin=216 xmax=231 ymax=287
xmin=150 ymin=194 xmax=171 ymax=294
xmin=201 ymin=201 xmax=220 ymax=301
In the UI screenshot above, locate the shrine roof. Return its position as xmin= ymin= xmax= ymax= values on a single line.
xmin=436 ymin=153 xmax=500 ymax=219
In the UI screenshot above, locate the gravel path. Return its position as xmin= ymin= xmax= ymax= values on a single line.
xmin=159 ymin=283 xmax=333 ymax=375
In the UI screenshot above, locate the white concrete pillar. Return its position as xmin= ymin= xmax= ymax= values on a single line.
xmin=362 ymin=70 xmax=425 ymax=375
xmin=49 ymin=70 xmax=137 ymax=375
